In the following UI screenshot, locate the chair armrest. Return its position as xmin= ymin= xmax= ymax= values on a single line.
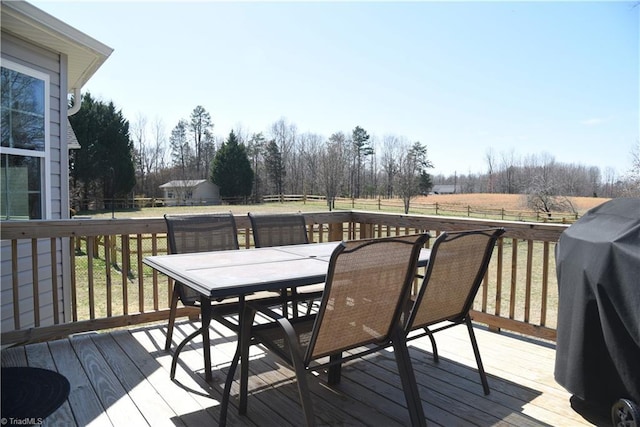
xmin=246 ymin=301 xmax=285 ymax=322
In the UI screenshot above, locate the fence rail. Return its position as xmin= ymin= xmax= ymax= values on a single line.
xmin=1 ymin=211 xmax=566 ymax=345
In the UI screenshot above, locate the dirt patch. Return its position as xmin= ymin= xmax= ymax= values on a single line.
xmin=414 ymin=194 xmax=610 ymax=215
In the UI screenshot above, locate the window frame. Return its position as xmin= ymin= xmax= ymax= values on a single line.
xmin=1 ymin=59 xmax=51 ymax=220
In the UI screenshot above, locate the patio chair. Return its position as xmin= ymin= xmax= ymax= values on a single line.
xmin=405 ymin=227 xmax=505 ymax=395
xmin=163 ymin=213 xmax=282 ymax=380
xmin=220 ymin=233 xmax=430 ymax=427
xmin=248 ymin=212 xmax=323 ymax=316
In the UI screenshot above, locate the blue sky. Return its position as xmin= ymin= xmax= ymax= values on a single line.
xmin=33 ymin=1 xmax=639 ymax=177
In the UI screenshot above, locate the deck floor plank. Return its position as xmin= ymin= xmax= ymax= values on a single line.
xmin=47 ymin=338 xmax=112 ymax=426
xmin=90 ymin=332 xmax=185 ymax=427
xmin=69 ymin=334 xmax=149 ymax=426
xmin=1 ymin=320 xmax=605 ymax=427
xmin=24 ymin=342 xmax=77 ymax=427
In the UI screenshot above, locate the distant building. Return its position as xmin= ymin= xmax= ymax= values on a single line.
xmin=431 ymin=184 xmax=461 ymax=195
xmin=160 ymin=180 xmax=221 ymax=206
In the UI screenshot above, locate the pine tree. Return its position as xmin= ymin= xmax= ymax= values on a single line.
xmin=210 ymin=130 xmax=254 ymax=200
xmin=69 ymin=93 xmax=135 ymax=209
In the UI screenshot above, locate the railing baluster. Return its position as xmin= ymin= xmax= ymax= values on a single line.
xmin=509 ymin=238 xmax=518 ymax=320
xmin=121 ymin=234 xmax=130 ymax=315
xmin=70 ymin=236 xmax=78 ymax=322
xmin=87 ymin=236 xmax=95 ymax=320
xmin=11 ymin=240 xmax=20 ymax=330
xmin=105 ymin=235 xmax=113 ymax=317
xmin=495 ymin=238 xmax=504 ymax=318
xmin=152 ymin=233 xmax=159 ymax=311
xmin=50 ymin=238 xmax=59 ymax=324
xmin=137 ymin=234 xmax=144 ymax=313
xmin=31 ymin=239 xmax=40 ymax=327
xmin=525 ymin=240 xmax=534 ymax=323
xmin=541 ymin=241 xmax=550 ymax=326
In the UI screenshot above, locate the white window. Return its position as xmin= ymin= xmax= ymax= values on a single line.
xmin=1 ymin=60 xmax=50 ymax=219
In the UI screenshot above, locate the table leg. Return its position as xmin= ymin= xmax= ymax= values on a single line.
xmin=238 ymin=297 xmax=250 ymax=414
xmin=200 ymin=296 xmax=213 ymax=382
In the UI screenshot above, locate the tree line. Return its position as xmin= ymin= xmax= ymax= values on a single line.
xmin=69 ymin=96 xmax=640 ymax=214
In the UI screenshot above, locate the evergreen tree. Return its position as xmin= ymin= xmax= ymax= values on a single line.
xmin=264 ymin=139 xmax=285 ymax=194
xmin=69 ymin=93 xmax=135 ymax=209
xmin=210 ymin=130 xmax=254 ymax=200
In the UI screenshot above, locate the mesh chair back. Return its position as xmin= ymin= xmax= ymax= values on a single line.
xmin=249 ymin=212 xmax=309 ymax=248
xmin=307 ymin=234 xmax=428 ymax=361
xmin=406 ymin=228 xmax=505 ymax=331
xmin=164 ymin=213 xmax=239 ymax=305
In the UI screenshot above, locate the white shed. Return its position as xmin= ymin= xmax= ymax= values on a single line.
xmin=160 ymin=180 xmax=221 ymax=206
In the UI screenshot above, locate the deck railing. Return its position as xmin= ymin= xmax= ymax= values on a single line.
xmin=1 ymin=210 xmax=567 ymax=345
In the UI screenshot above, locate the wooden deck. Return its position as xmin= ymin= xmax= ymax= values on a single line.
xmin=1 ymin=318 xmax=609 ymax=426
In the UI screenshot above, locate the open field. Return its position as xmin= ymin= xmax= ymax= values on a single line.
xmin=85 ymin=193 xmax=611 ymax=219
xmin=415 ymin=193 xmax=610 ymax=214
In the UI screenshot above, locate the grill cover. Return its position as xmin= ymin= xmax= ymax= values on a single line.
xmin=554 ymin=198 xmax=640 ymax=406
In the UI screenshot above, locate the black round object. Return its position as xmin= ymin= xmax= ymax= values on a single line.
xmin=1 ymin=367 xmax=70 ymax=424
xmin=611 ymin=399 xmax=639 ymax=427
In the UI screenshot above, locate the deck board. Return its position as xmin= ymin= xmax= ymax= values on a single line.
xmin=1 ymin=320 xmax=609 ymax=426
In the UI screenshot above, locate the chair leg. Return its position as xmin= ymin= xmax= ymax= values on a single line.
xmin=164 ymin=285 xmax=180 ymax=351
xmin=425 ymin=327 xmax=439 ymax=362
xmin=465 ymin=317 xmax=490 ymax=395
xmin=328 ymin=353 xmax=342 ymax=385
xmin=170 ymin=326 xmax=202 ymax=380
xmin=284 ymin=332 xmax=314 ymax=426
xmin=220 ymin=338 xmax=242 ymax=427
xmin=392 ymin=328 xmax=426 ymax=427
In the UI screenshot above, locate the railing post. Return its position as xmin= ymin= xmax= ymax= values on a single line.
xmin=328 ymin=222 xmax=344 ymax=241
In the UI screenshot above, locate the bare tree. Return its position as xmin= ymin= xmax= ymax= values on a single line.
xmin=525 ymin=156 xmax=576 ymax=218
xmin=381 ymin=135 xmax=401 ymax=198
xmin=189 ymin=106 xmax=214 ymax=177
xmin=270 ymin=118 xmax=298 ymax=193
xmin=485 ymin=148 xmax=496 ymax=193
xmin=246 ymin=132 xmax=266 ymax=202
xmin=320 ymin=132 xmax=347 ymax=210
xmin=621 ymin=139 xmax=640 ymax=197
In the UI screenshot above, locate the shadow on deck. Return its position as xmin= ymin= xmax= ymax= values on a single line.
xmin=1 ymin=320 xmax=608 ymax=426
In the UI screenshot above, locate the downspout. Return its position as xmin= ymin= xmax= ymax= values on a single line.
xmin=67 ymin=87 xmax=81 ymax=115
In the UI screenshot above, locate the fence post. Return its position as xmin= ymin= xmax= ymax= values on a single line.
xmin=468 ymin=205 xmax=471 ymax=217
xmin=435 ymin=203 xmax=439 ymax=215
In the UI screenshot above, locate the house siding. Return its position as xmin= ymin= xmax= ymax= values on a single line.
xmin=1 ymin=32 xmax=68 ymax=333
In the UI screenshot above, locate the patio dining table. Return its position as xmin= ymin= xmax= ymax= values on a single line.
xmin=143 ymin=241 xmax=431 ymax=381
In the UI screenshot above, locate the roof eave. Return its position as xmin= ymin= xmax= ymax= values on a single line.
xmin=1 ymin=0 xmax=113 ymax=90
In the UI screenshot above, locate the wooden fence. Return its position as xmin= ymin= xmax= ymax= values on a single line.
xmin=1 ymin=211 xmax=566 ymax=345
